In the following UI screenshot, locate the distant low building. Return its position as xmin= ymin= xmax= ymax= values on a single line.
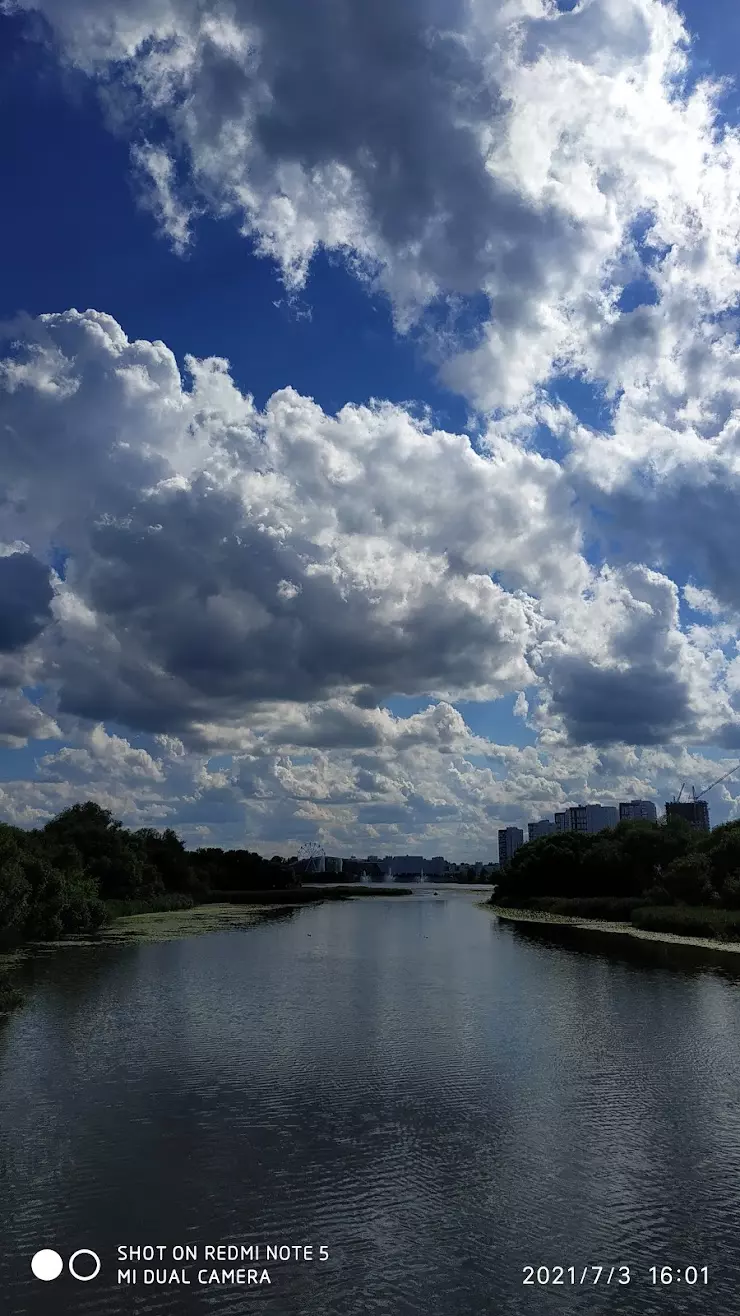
xmin=498 ymin=827 xmax=524 ymax=867
xmin=324 ymin=856 xmax=344 ymax=873
xmin=665 ymin=800 xmax=710 ymax=832
xmin=528 ymin=818 xmax=555 ymax=842
xmin=342 ymin=859 xmax=383 ymax=879
xmin=619 ymin=800 xmax=657 ymax=823
xmin=382 ymin=854 xmax=426 ymax=875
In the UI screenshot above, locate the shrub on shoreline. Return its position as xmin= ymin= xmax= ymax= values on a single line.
xmin=524 ymin=895 xmax=649 ymax=920
xmin=631 ymin=905 xmax=740 ymax=940
xmin=104 ymin=893 xmax=196 ymax=918
xmin=492 ymin=895 xmax=740 ymax=943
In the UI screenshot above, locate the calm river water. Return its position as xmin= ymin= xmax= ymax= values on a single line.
xmin=2 ymin=887 xmax=740 ymax=1315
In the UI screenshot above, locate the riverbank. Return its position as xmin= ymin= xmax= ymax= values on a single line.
xmin=489 ymin=904 xmax=740 ymax=954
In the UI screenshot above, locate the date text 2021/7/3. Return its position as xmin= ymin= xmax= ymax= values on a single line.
xmin=522 ymin=1265 xmax=709 ymax=1286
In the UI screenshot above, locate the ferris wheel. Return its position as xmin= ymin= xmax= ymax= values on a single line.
xmin=296 ymin=841 xmax=326 ymax=874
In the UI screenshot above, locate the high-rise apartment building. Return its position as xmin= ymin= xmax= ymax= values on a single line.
xmin=665 ymin=800 xmax=710 ymax=832
xmin=528 ymin=819 xmax=555 ymax=842
xmin=498 ymin=827 xmax=524 ymax=867
xmin=619 ymin=800 xmax=658 ymax=823
xmin=554 ymin=805 xmax=618 ymax=835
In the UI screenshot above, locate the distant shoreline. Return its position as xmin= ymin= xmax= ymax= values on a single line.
xmin=207 ymin=885 xmax=414 ymax=904
xmin=488 ymin=905 xmax=740 ymax=954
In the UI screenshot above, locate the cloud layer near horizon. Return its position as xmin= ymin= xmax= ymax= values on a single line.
xmin=0 ymin=308 xmax=739 ymax=852
xmin=4 ymin=0 xmax=740 ymax=851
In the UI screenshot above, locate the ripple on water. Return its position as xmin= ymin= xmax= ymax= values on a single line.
xmin=2 ymin=894 xmax=740 ymax=1315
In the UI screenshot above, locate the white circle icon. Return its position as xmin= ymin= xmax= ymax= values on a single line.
xmin=31 ymin=1250 xmax=64 ymax=1282
xmin=69 ymin=1249 xmax=101 ymax=1282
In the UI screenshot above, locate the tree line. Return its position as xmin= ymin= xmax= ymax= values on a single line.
xmin=494 ymin=816 xmax=740 ymax=909
xmin=0 ymin=801 xmax=297 ymax=946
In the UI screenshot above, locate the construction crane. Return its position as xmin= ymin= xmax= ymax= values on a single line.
xmin=693 ymin=761 xmax=740 ymax=802
xmin=670 ymin=764 xmax=740 ymax=810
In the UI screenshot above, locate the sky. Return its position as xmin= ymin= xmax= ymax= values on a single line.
xmin=2 ymin=0 xmax=740 ymax=859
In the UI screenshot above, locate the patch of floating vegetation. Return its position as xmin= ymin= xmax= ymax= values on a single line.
xmin=96 ymin=903 xmax=290 ymax=945
xmin=5 ymin=904 xmax=293 ymax=957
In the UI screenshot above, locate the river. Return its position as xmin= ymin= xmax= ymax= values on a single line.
xmin=2 ymin=887 xmax=740 ymax=1315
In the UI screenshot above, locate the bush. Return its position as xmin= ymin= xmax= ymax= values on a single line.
xmin=104 ymin=893 xmax=195 ymax=918
xmin=631 ymin=905 xmax=740 ymax=940
xmin=533 ymin=896 xmax=648 ymax=920
xmin=720 ymin=872 xmax=740 ymax=910
xmin=23 ymin=860 xmax=107 ymax=940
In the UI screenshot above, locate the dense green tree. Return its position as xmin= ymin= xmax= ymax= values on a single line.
xmin=494 ymin=817 xmax=713 ymax=906
xmin=192 ymin=847 xmax=295 ymax=891
xmin=0 ymin=817 xmax=106 ymax=945
xmin=497 ymin=831 xmax=596 ymax=900
xmin=22 ymin=857 xmax=106 ymax=939
xmin=721 ymin=872 xmax=740 ymax=909
xmin=0 ymin=800 xmax=306 ymax=950
xmin=610 ymin=817 xmax=696 ymax=887
xmin=660 ymin=853 xmax=717 ymax=906
xmin=44 ymin=803 xmax=162 ymax=900
xmin=579 ymin=837 xmax=636 ymax=896
xmin=0 ymin=853 xmax=31 ymax=943
xmin=135 ymin=827 xmax=205 ymax=895
xmin=698 ymin=821 xmax=740 ymax=884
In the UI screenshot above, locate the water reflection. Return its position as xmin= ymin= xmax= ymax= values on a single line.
xmin=1 ymin=894 xmax=739 ymax=1315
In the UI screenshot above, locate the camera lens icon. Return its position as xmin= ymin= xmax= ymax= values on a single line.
xmin=69 ymin=1250 xmax=101 ymax=1282
xmin=31 ymin=1248 xmax=101 ymax=1282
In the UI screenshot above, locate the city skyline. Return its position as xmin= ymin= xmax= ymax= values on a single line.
xmin=500 ymin=798 xmax=683 ymax=865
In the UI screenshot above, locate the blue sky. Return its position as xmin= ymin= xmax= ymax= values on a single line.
xmin=0 ymin=7 xmax=512 ymax=775
xmin=0 ymin=14 xmax=469 ymax=430
xmin=2 ymin=0 xmax=740 ymax=855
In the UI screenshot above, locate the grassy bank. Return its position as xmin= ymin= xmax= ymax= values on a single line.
xmin=491 ymin=895 xmax=740 ymax=944
xmin=507 ymin=895 xmax=648 ymax=921
xmin=631 ymin=905 xmax=740 ymax=939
